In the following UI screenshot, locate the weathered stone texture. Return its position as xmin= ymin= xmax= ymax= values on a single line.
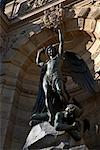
xmin=84 ymin=18 xmax=96 ymax=32
xmin=94 ymin=20 xmax=100 ymax=38
xmin=78 ymin=7 xmax=90 ymax=18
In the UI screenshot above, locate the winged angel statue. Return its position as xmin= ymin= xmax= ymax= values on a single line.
xmin=32 ymin=29 xmax=97 ymax=125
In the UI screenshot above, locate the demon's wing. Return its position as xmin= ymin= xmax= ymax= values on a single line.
xmin=63 ymin=51 xmax=97 ymax=94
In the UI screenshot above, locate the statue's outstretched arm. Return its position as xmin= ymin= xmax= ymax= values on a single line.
xmin=58 ymin=29 xmax=64 ymax=55
xmin=36 ymin=48 xmax=45 ymax=67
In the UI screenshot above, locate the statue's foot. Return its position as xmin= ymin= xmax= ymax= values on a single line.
xmin=29 ymin=119 xmax=42 ymax=127
xmin=47 ymin=112 xmax=52 ymax=123
xmin=29 ymin=120 xmax=32 ymax=126
xmin=48 ymin=116 xmax=51 ymax=123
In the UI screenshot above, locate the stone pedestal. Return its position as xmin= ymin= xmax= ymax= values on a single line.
xmin=23 ymin=122 xmax=88 ymax=150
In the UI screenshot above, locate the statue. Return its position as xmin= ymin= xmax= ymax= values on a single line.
xmin=35 ymin=29 xmax=69 ymax=123
xmin=54 ymin=104 xmax=82 ymax=142
xmin=54 ymin=103 xmax=90 ymax=148
xmin=24 ymin=103 xmax=90 ymax=149
xmin=34 ymin=28 xmax=97 ymax=124
xmin=23 ymin=28 xmax=95 ymax=150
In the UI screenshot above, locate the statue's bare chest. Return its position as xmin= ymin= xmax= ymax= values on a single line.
xmin=46 ymin=55 xmax=62 ymax=75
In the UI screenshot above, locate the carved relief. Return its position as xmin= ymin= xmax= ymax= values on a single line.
xmin=94 ymin=1 xmax=100 ymax=7
xmin=42 ymin=4 xmax=65 ymax=28
xmin=13 ymin=0 xmax=53 ymax=17
xmin=28 ymin=0 xmax=53 ymax=9
xmin=14 ymin=0 xmax=31 ymax=17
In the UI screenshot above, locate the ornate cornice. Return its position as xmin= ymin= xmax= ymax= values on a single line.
xmin=3 ymin=0 xmax=99 ymax=31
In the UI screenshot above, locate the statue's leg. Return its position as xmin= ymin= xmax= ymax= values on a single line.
xmin=55 ymin=78 xmax=69 ymax=104
xmin=43 ymin=77 xmax=52 ymax=122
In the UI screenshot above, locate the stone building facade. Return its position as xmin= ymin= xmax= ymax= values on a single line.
xmin=0 ymin=0 xmax=100 ymax=149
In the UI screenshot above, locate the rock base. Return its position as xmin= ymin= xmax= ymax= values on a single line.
xmin=23 ymin=122 xmax=88 ymax=150
xmin=40 ymin=144 xmax=88 ymax=150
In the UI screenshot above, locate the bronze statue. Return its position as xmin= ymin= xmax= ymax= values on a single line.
xmin=36 ymin=29 xmax=69 ymax=122
xmin=54 ymin=103 xmax=90 ymax=142
xmin=54 ymin=104 xmax=82 ymax=141
xmin=35 ymin=28 xmax=97 ymax=124
xmin=23 ymin=27 xmax=96 ymax=150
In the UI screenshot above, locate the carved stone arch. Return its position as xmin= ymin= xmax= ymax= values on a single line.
xmin=4 ymin=17 xmax=99 ymax=74
xmin=15 ymin=19 xmax=98 ymax=111
xmin=3 ymin=16 xmax=98 ymax=106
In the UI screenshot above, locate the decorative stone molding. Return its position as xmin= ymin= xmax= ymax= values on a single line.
xmin=75 ymin=0 xmax=100 ymax=19
xmin=28 ymin=0 xmax=53 ymax=9
xmin=77 ymin=7 xmax=90 ymax=18
xmin=42 ymin=3 xmax=64 ymax=28
xmin=94 ymin=20 xmax=100 ymax=38
xmin=84 ymin=19 xmax=96 ymax=32
xmin=10 ymin=0 xmax=53 ymax=17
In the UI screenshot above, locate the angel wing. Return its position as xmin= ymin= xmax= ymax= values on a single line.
xmin=62 ymin=51 xmax=97 ymax=94
xmin=32 ymin=65 xmax=47 ymax=114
